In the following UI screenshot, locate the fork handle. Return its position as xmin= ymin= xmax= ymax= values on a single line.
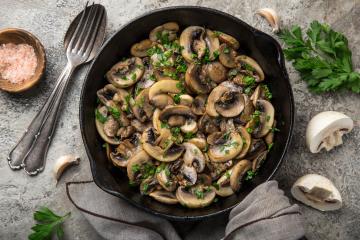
xmin=8 ymin=62 xmax=75 ymax=175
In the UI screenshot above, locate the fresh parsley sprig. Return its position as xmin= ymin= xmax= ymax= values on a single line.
xmin=28 ymin=207 xmax=70 ymax=240
xmin=278 ymin=20 xmax=360 ymax=93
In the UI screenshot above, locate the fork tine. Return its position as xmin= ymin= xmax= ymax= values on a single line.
xmin=79 ymin=4 xmax=102 ymax=53
xmin=67 ymin=1 xmax=89 ymax=51
xmin=73 ymin=3 xmax=97 ymax=52
xmin=81 ymin=5 xmax=105 ymax=57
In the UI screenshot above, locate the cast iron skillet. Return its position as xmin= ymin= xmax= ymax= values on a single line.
xmin=79 ymin=6 xmax=295 ymax=221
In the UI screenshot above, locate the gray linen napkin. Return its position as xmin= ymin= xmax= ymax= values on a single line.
xmin=66 ymin=180 xmax=305 ymax=240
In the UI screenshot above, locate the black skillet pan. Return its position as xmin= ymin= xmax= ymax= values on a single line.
xmin=79 ymin=6 xmax=295 ymax=221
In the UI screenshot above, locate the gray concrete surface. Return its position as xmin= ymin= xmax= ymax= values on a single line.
xmin=0 ymin=0 xmax=359 ymax=239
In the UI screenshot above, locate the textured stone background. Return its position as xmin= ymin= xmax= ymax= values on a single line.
xmin=0 ymin=0 xmax=359 ymax=239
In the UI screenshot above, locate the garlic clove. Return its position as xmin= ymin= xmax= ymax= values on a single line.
xmin=256 ymin=8 xmax=280 ymax=33
xmin=306 ymin=111 xmax=353 ymax=153
xmin=53 ymin=155 xmax=80 ymax=181
xmin=291 ymin=174 xmax=342 ymax=211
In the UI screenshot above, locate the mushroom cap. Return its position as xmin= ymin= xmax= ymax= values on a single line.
xmin=185 ymin=63 xmax=215 ymax=94
xmin=148 ymin=80 xmax=181 ymax=100
xmin=206 ymin=85 xmax=228 ymax=117
xmin=176 ymin=185 xmax=216 ymax=208
xmin=180 ymin=26 xmax=206 ymax=63
xmin=217 ymin=31 xmax=240 ymax=50
xmin=206 ymin=61 xmax=227 ymax=83
xmin=142 ymin=127 xmax=184 ymax=162
xmin=215 ymin=90 xmax=245 ymax=117
xmin=291 ymin=174 xmax=342 ymax=211
xmin=208 ymin=131 xmax=243 ymax=162
xmin=130 ymin=39 xmax=154 ymax=57
xmin=235 ymin=55 xmax=265 ymax=82
xmin=106 ymin=57 xmax=144 ymax=88
xmin=191 ymin=94 xmax=207 ymax=115
xmin=156 ymin=168 xmax=177 ymax=192
xmin=149 ymin=190 xmax=179 ymax=204
xmin=126 ymin=150 xmax=152 ymax=183
xmin=159 ymin=105 xmax=196 ymax=122
xmin=187 ymin=137 xmax=207 ymax=151
xmin=306 ymin=111 xmax=353 ymax=153
xmin=95 ymin=107 xmax=121 ymax=145
xmin=215 ymin=170 xmax=234 ymax=197
xmin=204 ymin=29 xmax=220 ymax=61
xmin=219 ymin=43 xmax=237 ymax=68
xmin=229 ymin=160 xmax=252 ymax=192
xmin=131 ymin=88 xmax=153 ymax=122
xmin=183 ymin=142 xmax=205 ymax=172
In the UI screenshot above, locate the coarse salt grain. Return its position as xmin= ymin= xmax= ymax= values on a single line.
xmin=0 ymin=43 xmax=38 ymax=84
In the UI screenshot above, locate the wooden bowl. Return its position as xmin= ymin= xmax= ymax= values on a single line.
xmin=0 ymin=28 xmax=46 ymax=93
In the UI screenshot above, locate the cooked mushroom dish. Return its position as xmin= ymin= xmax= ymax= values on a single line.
xmin=95 ymin=22 xmax=277 ymax=208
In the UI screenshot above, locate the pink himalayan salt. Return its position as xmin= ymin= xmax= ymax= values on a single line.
xmin=0 ymin=43 xmax=38 ymax=84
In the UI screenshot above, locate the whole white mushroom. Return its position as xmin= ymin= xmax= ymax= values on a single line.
xmin=306 ymin=111 xmax=353 ymax=153
xmin=291 ymin=174 xmax=342 ymax=211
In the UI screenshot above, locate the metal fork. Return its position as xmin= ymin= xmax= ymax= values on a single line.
xmin=8 ymin=3 xmax=107 ymax=175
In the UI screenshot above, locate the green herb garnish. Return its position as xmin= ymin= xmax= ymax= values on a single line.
xmin=28 ymin=207 xmax=70 ymax=240
xmin=131 ymin=164 xmax=140 ymax=173
xmin=245 ymin=170 xmax=257 ymax=181
xmin=278 ymin=20 xmax=360 ymax=93
xmin=95 ymin=108 xmax=107 ymax=123
xmin=173 ymin=93 xmax=181 ymax=104
xmin=160 ymin=121 xmax=170 ymax=129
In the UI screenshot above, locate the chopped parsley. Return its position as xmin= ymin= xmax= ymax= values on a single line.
xmin=149 ymin=74 xmax=156 ymax=81
xmin=212 ymin=182 xmax=220 ymax=190
xmin=108 ymin=106 xmax=121 ymax=119
xmin=262 ymin=84 xmax=273 ymax=100
xmin=134 ymin=85 xmax=142 ymax=96
xmin=271 ymin=127 xmax=280 ymax=133
xmin=268 ymin=143 xmax=274 ymax=150
xmin=225 ymin=170 xmax=231 ymax=179
xmin=176 ymin=81 xmax=186 ymax=93
xmin=95 ymin=108 xmax=107 ymax=123
xmin=131 ymin=164 xmax=140 ymax=173
xmin=223 ymin=47 xmax=230 ymax=54
xmin=194 ymin=188 xmax=205 ymax=199
xmin=214 ymin=31 xmax=221 ymax=37
xmin=142 ymin=183 xmax=149 ymax=192
xmin=131 ymin=73 xmax=137 ymax=81
xmin=245 ymin=170 xmax=257 ymax=181
xmin=170 ymin=127 xmax=181 ymax=136
xmin=266 ymin=115 xmax=271 ymax=122
xmin=246 ymin=127 xmax=253 ymax=134
xmin=183 ymin=132 xmax=195 ymax=140
xmin=243 ymin=75 xmax=256 ymax=86
xmin=160 ymin=121 xmax=170 ymax=129
xmin=173 ymin=93 xmax=181 ymax=104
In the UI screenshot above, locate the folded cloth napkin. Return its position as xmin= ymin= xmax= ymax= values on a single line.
xmin=66 ymin=180 xmax=305 ymax=240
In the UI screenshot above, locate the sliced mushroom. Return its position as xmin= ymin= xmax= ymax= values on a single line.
xmin=291 ymin=174 xmax=342 ymax=211
xmin=151 ymin=94 xmax=174 ymax=109
xmin=236 ymin=126 xmax=252 ymax=159
xmin=204 ymin=29 xmax=220 ymax=60
xmin=97 ymin=84 xmax=129 ymax=107
xmin=185 ymin=63 xmax=216 ymax=94
xmin=156 ymin=165 xmax=177 ymax=191
xmin=117 ymin=126 xmax=135 ymax=140
xmin=159 ymin=105 xmax=196 ymax=123
xmin=142 ymin=127 xmax=184 ymax=162
xmin=245 ymin=138 xmax=267 ymax=160
xmin=206 ymin=158 xmax=233 ymax=180
xmin=140 ymin=177 xmax=158 ymax=195
xmin=131 ymin=89 xmax=154 ymax=122
xmin=149 ymin=22 xmax=179 ymax=43
xmin=238 ymin=96 xmax=255 ymax=124
xmin=168 ymin=115 xmax=186 ymax=127
xmin=206 ymin=85 xmax=228 ymax=117
xmin=208 ymin=131 xmax=243 ymax=162
xmin=245 ymin=99 xmax=275 ymax=138
xmin=152 ymin=108 xmax=162 ymax=132
xmin=306 ymin=111 xmax=354 ymax=153
xmin=176 ymin=185 xmax=216 ymax=208
xmin=179 ymin=164 xmax=198 ymax=185
xmin=229 ymin=160 xmax=252 ymax=192
xmin=250 ymin=84 xmax=272 ymax=105
xmin=181 ymin=119 xmax=198 ymax=134
xmin=198 ymin=114 xmax=220 ymax=134
xmin=252 ymin=150 xmax=267 ymax=171
xmin=126 ymin=150 xmax=153 ymax=184
xmin=106 ymin=57 xmax=144 ymax=88
xmin=183 ymin=142 xmax=205 ymax=172
xmin=110 ymin=138 xmax=139 ymax=168
xmin=205 ymin=61 xmax=227 ymax=83
xmin=215 ymin=170 xmax=234 ymax=197
xmin=264 ymin=120 xmax=276 ymax=145
xmin=192 ymin=94 xmax=207 ymax=115
xmin=148 ymin=80 xmax=181 ymax=101
xmin=215 ymin=90 xmax=245 ymax=117
xmin=131 ymin=39 xmax=154 ymax=57
xmin=187 ymin=137 xmax=207 ymax=151
xmin=178 ymin=94 xmax=194 ymax=107
xmin=180 ymin=26 xmax=206 ymax=62
xmin=95 ymin=107 xmax=121 ymax=145
xmin=219 ymin=43 xmax=237 ymax=68
xmin=217 ymin=32 xmax=239 ymax=50
xmin=131 ymin=119 xmax=152 ymax=132
xmin=149 ymin=190 xmax=179 ymax=204
xmin=220 ymin=118 xmax=236 ymax=132
xmin=236 ymin=55 xmax=265 ymax=82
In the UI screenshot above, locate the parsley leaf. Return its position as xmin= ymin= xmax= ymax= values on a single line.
xmin=95 ymin=108 xmax=107 ymax=123
xmin=28 ymin=207 xmax=70 ymax=240
xmin=278 ymin=20 xmax=360 ymax=93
